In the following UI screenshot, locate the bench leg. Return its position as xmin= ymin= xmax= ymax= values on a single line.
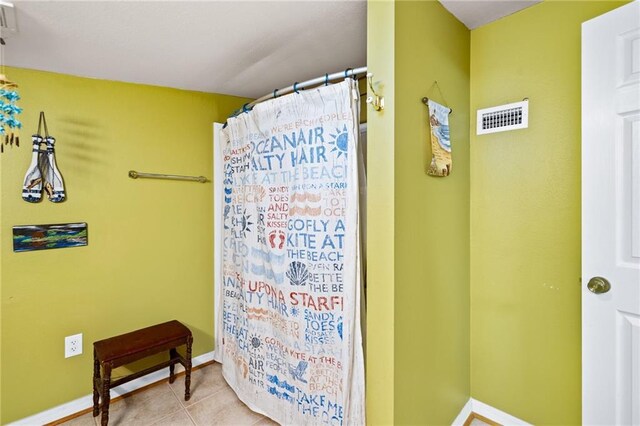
xmin=92 ymin=350 xmax=100 ymax=417
xmin=169 ymin=348 xmax=177 ymax=384
xmin=101 ymin=363 xmax=112 ymax=426
xmin=185 ymin=336 xmax=192 ymax=401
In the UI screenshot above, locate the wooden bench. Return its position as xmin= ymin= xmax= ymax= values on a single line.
xmin=92 ymin=320 xmax=193 ymax=426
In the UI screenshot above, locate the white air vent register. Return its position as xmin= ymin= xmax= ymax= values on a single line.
xmin=477 ymin=100 xmax=528 ymax=135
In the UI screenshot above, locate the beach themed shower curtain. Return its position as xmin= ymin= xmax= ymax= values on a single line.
xmin=215 ymin=79 xmax=364 ymax=425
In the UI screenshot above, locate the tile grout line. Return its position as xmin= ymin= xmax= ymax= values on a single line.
xmin=168 ymin=366 xmax=203 ymax=409
xmin=166 ymin=380 xmax=186 ymax=409
xmin=171 ymin=369 xmax=234 ymax=425
xmin=188 ymin=371 xmax=273 ymax=426
xmin=181 ymin=392 xmax=222 ymax=426
xmin=183 ymin=387 xmax=235 ymax=424
xmin=166 ymin=373 xmax=214 ymax=410
xmin=161 ymin=382 xmax=188 ymax=421
xmin=146 ymin=400 xmax=191 ymax=426
xmin=183 ymin=407 xmax=198 ymax=426
xmin=108 ymin=383 xmax=186 ymax=426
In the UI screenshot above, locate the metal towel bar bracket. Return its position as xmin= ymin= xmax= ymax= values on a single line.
xmin=128 ymin=170 xmax=208 ymax=183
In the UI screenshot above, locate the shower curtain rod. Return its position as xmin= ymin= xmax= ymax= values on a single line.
xmin=247 ymin=66 xmax=367 ymax=109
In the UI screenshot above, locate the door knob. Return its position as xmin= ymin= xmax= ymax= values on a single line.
xmin=587 ymin=277 xmax=611 ymax=294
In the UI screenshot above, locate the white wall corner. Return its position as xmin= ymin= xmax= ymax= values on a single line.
xmin=7 ymin=351 xmax=215 ymax=426
xmin=451 ymin=398 xmax=532 ymax=426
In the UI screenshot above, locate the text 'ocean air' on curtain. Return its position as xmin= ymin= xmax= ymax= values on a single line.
xmin=216 ymin=79 xmax=364 ymax=425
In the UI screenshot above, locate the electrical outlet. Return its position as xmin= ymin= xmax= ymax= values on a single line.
xmin=65 ymin=333 xmax=83 ymax=358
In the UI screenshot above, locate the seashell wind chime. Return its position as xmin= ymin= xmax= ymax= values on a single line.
xmin=21 ymin=111 xmax=66 ymax=203
xmin=0 ymin=38 xmax=22 ymax=154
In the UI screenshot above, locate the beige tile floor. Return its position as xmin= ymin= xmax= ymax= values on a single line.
xmin=61 ymin=362 xmax=278 ymax=426
xmin=60 ymin=362 xmax=492 ymax=426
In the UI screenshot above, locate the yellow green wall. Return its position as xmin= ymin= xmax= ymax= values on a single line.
xmin=367 ymin=2 xmax=471 ymax=424
xmin=366 ymin=1 xmax=396 ymax=424
xmin=394 ymin=2 xmax=470 ymax=424
xmin=0 ymin=67 xmax=249 ymax=423
xmin=470 ymin=2 xmax=627 ymax=424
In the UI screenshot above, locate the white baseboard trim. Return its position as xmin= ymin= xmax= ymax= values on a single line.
xmin=471 ymin=399 xmax=531 ymax=425
xmin=452 ymin=398 xmax=532 ymax=426
xmin=8 ymin=351 xmax=215 ymax=426
xmin=451 ymin=398 xmax=474 ymax=425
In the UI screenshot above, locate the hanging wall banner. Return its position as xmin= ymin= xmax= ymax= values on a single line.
xmin=216 ymin=79 xmax=364 ymax=425
xmin=426 ymin=99 xmax=452 ymax=177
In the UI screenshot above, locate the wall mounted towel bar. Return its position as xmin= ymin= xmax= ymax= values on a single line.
xmin=128 ymin=170 xmax=208 ymax=183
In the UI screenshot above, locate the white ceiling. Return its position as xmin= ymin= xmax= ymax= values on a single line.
xmin=5 ymin=1 xmax=367 ymax=98
xmin=439 ymin=0 xmax=541 ymax=30
xmin=3 ymin=1 xmax=540 ymax=99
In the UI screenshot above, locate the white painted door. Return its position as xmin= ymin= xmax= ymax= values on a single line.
xmin=582 ymin=2 xmax=640 ymax=425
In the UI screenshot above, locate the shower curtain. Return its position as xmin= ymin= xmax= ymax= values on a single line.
xmin=215 ymin=79 xmax=365 ymax=425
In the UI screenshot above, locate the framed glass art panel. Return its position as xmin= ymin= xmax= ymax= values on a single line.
xmin=13 ymin=222 xmax=88 ymax=252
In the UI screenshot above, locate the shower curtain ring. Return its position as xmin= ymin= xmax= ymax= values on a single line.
xmin=242 ymin=103 xmax=250 ymax=113
xmin=273 ymin=89 xmax=278 ymax=98
xmin=325 ymin=73 xmax=329 ymax=86
xmin=293 ymin=82 xmax=300 ymax=94
xmin=344 ymin=68 xmax=353 ymax=78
